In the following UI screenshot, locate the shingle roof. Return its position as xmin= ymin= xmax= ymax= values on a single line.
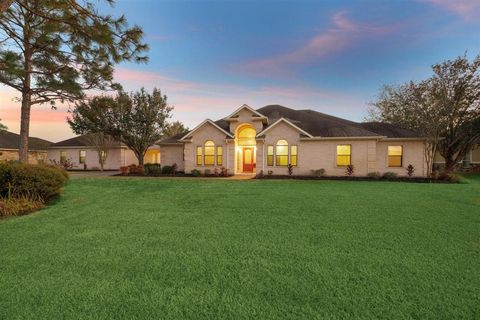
xmin=0 ymin=131 xmax=52 ymax=150
xmin=257 ymin=105 xmax=380 ymax=137
xmin=159 ymin=104 xmax=423 ymax=142
xmin=359 ymin=122 xmax=421 ymax=138
xmin=51 ymin=134 xmax=123 ymax=147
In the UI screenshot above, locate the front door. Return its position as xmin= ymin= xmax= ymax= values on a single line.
xmin=242 ymin=148 xmax=255 ymax=172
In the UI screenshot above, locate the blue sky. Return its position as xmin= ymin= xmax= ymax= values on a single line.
xmin=2 ymin=0 xmax=480 ymax=141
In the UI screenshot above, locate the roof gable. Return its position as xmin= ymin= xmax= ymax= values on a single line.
xmin=180 ymin=119 xmax=233 ymax=140
xmin=223 ymin=104 xmax=268 ymax=123
xmin=256 ymin=118 xmax=313 ymax=138
xmin=0 ymin=131 xmax=52 ymax=150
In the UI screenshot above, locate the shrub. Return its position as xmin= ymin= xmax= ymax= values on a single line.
xmin=213 ymin=168 xmax=220 ymax=176
xmin=144 ymin=164 xmax=162 ymax=176
xmin=406 ymin=164 xmax=415 ymax=177
xmin=366 ymin=171 xmax=381 ymax=179
xmin=311 ymin=169 xmax=326 ymax=177
xmin=49 ymin=158 xmax=74 ymax=170
xmin=0 ymin=162 xmax=68 ymax=202
xmin=171 ymin=163 xmax=178 ymax=175
xmin=120 ymin=166 xmax=129 ymax=175
xmin=382 ymin=171 xmax=398 ymax=179
xmin=438 ymin=173 xmax=465 ymax=183
xmin=220 ymin=167 xmax=229 ymax=177
xmin=0 ymin=196 xmax=44 ymax=217
xmin=128 ymin=164 xmax=138 ymax=174
xmin=345 ymin=164 xmax=354 ymax=176
xmin=204 ymin=169 xmax=212 ymax=176
xmin=287 ymin=163 xmax=293 ymax=176
xmin=267 ymin=170 xmax=273 ymax=176
xmin=191 ymin=169 xmax=202 ymax=177
xmin=256 ymin=170 xmax=264 ymax=178
xmin=161 ymin=165 xmax=173 ymax=175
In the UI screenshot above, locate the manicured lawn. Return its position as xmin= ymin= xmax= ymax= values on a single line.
xmin=1 ymin=176 xmax=479 ymax=319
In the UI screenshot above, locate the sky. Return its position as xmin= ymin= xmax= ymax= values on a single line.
xmin=1 ymin=0 xmax=480 ymax=142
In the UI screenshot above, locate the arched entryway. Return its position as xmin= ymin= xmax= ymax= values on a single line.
xmin=235 ymin=124 xmax=256 ymax=173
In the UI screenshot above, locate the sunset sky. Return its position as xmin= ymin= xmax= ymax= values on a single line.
xmin=1 ymin=0 xmax=480 ymax=142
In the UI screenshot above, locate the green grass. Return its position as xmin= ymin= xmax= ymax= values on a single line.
xmin=1 ymin=176 xmax=479 ymax=319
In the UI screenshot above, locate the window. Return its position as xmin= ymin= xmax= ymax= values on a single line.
xmin=336 ymin=145 xmax=351 ymax=166
xmin=217 ymin=146 xmax=223 ymax=166
xmin=388 ymin=146 xmax=403 ymax=167
xmin=37 ymin=154 xmax=45 ymax=164
xmin=291 ymin=145 xmax=298 ymax=166
xmin=204 ymin=141 xmax=215 ymax=165
xmin=276 ymin=140 xmax=289 ymax=166
xmin=267 ymin=145 xmax=274 ymax=166
xmin=60 ymin=151 xmax=67 ymax=164
xmin=100 ymin=150 xmax=107 ymax=162
xmin=79 ymin=150 xmax=86 ymax=164
xmin=196 ymin=146 xmax=203 ymax=165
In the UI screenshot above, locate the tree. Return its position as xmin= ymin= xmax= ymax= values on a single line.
xmin=69 ymin=88 xmax=173 ymax=166
xmin=0 ymin=1 xmax=148 ymax=162
xmin=81 ymin=133 xmax=116 ymax=171
xmin=164 ymin=120 xmax=188 ymax=137
xmin=369 ymin=81 xmax=443 ymax=176
xmin=430 ymin=55 xmax=480 ymax=172
xmin=0 ymin=0 xmax=13 ymax=13
xmin=0 ymin=118 xmax=7 ymax=131
xmin=370 ymin=55 xmax=480 ymax=174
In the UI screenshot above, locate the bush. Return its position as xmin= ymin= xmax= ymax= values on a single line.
xmin=0 ymin=196 xmax=44 ymax=217
xmin=144 ymin=164 xmax=162 ymax=176
xmin=267 ymin=170 xmax=273 ymax=176
xmin=406 ymin=164 xmax=415 ymax=177
xmin=311 ymin=169 xmax=326 ymax=177
xmin=191 ymin=169 xmax=202 ymax=177
xmin=382 ymin=171 xmax=398 ymax=179
xmin=256 ymin=170 xmax=264 ymax=178
xmin=204 ymin=169 xmax=212 ymax=176
xmin=438 ymin=173 xmax=465 ymax=183
xmin=128 ymin=164 xmax=139 ymax=174
xmin=0 ymin=162 xmax=68 ymax=202
xmin=220 ymin=167 xmax=229 ymax=177
xmin=366 ymin=171 xmax=381 ymax=179
xmin=345 ymin=164 xmax=354 ymax=176
xmin=161 ymin=165 xmax=174 ymax=175
xmin=120 ymin=166 xmax=129 ymax=175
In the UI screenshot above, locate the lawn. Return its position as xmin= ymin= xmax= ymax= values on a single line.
xmin=1 ymin=176 xmax=479 ymax=319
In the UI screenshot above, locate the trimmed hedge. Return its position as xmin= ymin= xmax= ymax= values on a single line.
xmin=144 ymin=164 xmax=162 ymax=176
xmin=0 ymin=162 xmax=69 ymax=202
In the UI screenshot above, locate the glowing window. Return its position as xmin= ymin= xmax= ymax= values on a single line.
xmin=388 ymin=146 xmax=403 ymax=167
xmin=204 ymin=141 xmax=215 ymax=165
xmin=217 ymin=146 xmax=223 ymax=166
xmin=291 ymin=145 xmax=298 ymax=166
xmin=336 ymin=145 xmax=351 ymax=166
xmin=196 ymin=146 xmax=203 ymax=165
xmin=276 ymin=140 xmax=289 ymax=166
xmin=60 ymin=151 xmax=67 ymax=164
xmin=237 ymin=127 xmax=256 ymax=146
xmin=267 ymin=145 xmax=274 ymax=166
xmin=79 ymin=150 xmax=86 ymax=164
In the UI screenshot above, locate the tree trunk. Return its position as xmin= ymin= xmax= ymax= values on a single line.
xmin=0 ymin=0 xmax=14 ymax=12
xmin=19 ymin=91 xmax=31 ymax=163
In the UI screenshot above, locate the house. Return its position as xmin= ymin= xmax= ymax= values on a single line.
xmin=47 ymin=135 xmax=160 ymax=170
xmin=433 ymin=144 xmax=480 ymax=171
xmin=0 ymin=130 xmax=51 ymax=164
xmin=159 ymin=104 xmax=428 ymax=176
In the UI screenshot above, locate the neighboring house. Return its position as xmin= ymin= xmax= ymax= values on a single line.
xmin=159 ymin=104 xmax=428 ymax=176
xmin=433 ymin=144 xmax=480 ymax=171
xmin=47 ymin=135 xmax=160 ymax=170
xmin=0 ymin=130 xmax=51 ymax=164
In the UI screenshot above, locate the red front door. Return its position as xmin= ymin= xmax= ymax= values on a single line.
xmin=242 ymin=148 xmax=255 ymax=172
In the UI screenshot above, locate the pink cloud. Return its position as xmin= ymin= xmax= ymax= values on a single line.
xmin=233 ymin=11 xmax=397 ymax=76
xmin=421 ymin=0 xmax=480 ymax=20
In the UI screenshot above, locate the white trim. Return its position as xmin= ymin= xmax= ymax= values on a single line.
xmin=223 ymin=104 xmax=268 ymax=123
xmin=256 ymin=118 xmax=314 ymax=138
xmin=180 ymin=119 xmax=233 ymax=140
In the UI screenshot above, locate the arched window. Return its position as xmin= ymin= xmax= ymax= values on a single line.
xmin=204 ymin=140 xmax=215 ymax=165
xmin=276 ymin=140 xmax=289 ymax=166
xmin=237 ymin=126 xmax=256 ymax=146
